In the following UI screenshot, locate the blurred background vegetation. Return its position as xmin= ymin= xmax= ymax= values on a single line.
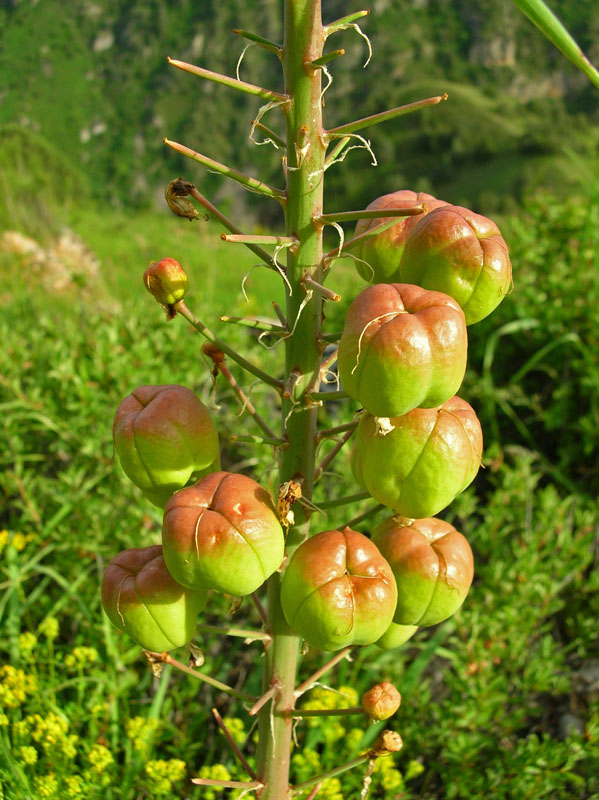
xmin=0 ymin=0 xmax=598 ymax=798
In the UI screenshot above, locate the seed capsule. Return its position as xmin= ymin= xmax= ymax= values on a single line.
xmin=372 ymin=516 xmax=474 ymax=626
xmin=101 ymin=545 xmax=207 ymax=652
xmin=162 ymin=471 xmax=284 ymax=596
xmin=280 ymin=527 xmax=397 ymax=651
xmin=113 ymin=384 xmax=220 ymax=508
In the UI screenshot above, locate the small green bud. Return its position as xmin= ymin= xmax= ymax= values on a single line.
xmin=143 ymin=258 xmax=188 ymax=306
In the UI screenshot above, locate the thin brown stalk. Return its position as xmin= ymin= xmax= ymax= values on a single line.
xmin=313 ymin=428 xmax=356 ymax=481
xmin=164 ymin=654 xmax=255 ymax=702
xmin=249 ymin=681 xmax=281 ymax=717
xmin=303 ymin=275 xmax=341 ymax=302
xmin=212 ymin=708 xmax=259 ymax=780
xmin=294 ymin=647 xmax=352 ymax=697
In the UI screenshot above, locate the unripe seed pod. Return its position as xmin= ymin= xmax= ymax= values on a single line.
xmin=351 ymin=396 xmax=482 ymax=519
xmin=101 ymin=545 xmax=207 ymax=652
xmin=280 ymin=527 xmax=397 ymax=652
xmin=162 ymin=471 xmax=284 ymax=596
xmin=338 ymin=283 xmax=467 ymax=417
xmin=354 ymin=190 xmax=448 ymax=283
xmin=376 ymin=621 xmax=419 ymax=650
xmin=143 ymin=257 xmax=188 ymax=306
xmin=372 ymin=516 xmax=474 ymax=626
xmin=361 ymin=681 xmax=401 ymax=721
xmin=399 ymin=205 xmax=512 ymax=325
xmin=113 ymin=385 xmax=220 ymax=508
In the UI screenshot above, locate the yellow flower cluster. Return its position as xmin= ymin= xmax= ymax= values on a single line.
xmin=64 ymin=775 xmax=86 ymax=799
xmin=29 ymin=713 xmax=78 ymax=759
xmin=195 ymin=764 xmax=232 ymax=800
xmin=125 ymin=716 xmax=160 ymax=756
xmin=64 ymin=646 xmax=99 ymax=671
xmin=33 ymin=774 xmax=59 ymax=799
xmin=222 ymin=716 xmax=245 ymax=745
xmin=292 ymin=750 xmax=344 ymax=800
xmin=145 ymin=759 xmax=187 ymax=795
xmin=87 ymin=743 xmax=115 ymax=773
xmin=19 ymin=631 xmax=37 ymax=659
xmin=38 ymin=616 xmax=59 ymax=641
xmin=0 ymin=665 xmax=37 ymax=708
xmin=0 ymin=530 xmax=33 ymax=553
xmin=18 ymin=745 xmax=38 ymax=765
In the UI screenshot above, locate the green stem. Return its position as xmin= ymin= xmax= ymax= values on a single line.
xmin=175 ymin=301 xmax=283 ymax=390
xmin=317 ymin=205 xmax=424 ymax=223
xmin=164 ymin=139 xmax=287 ymax=203
xmin=287 ymin=707 xmax=365 ymax=718
xmin=309 ymin=389 xmax=348 ymax=401
xmin=187 ymin=184 xmax=280 ymax=271
xmin=309 ymin=48 xmax=345 ymax=68
xmin=253 ymin=121 xmax=288 ymax=149
xmin=315 ymin=490 xmax=369 ymax=509
xmin=220 ymin=316 xmax=286 ymax=333
xmin=291 ymin=756 xmax=371 ymax=795
xmin=222 ymin=233 xmax=298 ymax=246
xmin=229 ymin=434 xmax=287 ymax=447
xmin=196 ymin=624 xmax=271 ymax=642
xmin=167 ymin=57 xmax=287 ymax=101
xmin=324 ymin=136 xmax=352 ymax=167
xmin=164 ymin=654 xmax=255 ymax=702
xmin=294 ymin=647 xmax=353 ymax=698
xmin=233 ymin=28 xmax=283 ymax=57
xmin=257 ymin=3 xmax=327 ymax=798
xmin=327 ymin=93 xmax=447 ymax=136
xmin=324 ymin=10 xmax=370 ymax=34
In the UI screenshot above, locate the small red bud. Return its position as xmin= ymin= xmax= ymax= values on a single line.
xmin=361 ymin=681 xmax=401 ymax=721
xmin=143 ymin=257 xmax=188 ymax=306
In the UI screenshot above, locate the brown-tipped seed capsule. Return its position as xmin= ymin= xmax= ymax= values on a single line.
xmin=143 ymin=257 xmax=188 ymax=306
xmin=101 ymin=545 xmax=208 ymax=652
xmin=399 ymin=205 xmax=512 ymax=325
xmin=351 ymin=396 xmax=483 ymax=519
xmin=372 ymin=516 xmax=474 ymax=626
xmin=353 ymin=190 xmax=448 ymax=283
xmin=280 ymin=527 xmax=397 ymax=652
xmin=361 ymin=682 xmax=401 ymax=721
xmin=162 ymin=471 xmax=285 ymax=596
xmin=338 ymin=283 xmax=467 ymax=418
xmin=113 ymin=384 xmax=220 ymax=509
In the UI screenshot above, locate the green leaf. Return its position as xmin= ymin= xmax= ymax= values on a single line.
xmin=512 ymin=0 xmax=599 ymax=88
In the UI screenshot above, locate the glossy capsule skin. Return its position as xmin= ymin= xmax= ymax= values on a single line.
xmin=351 ymin=396 xmax=483 ymax=519
xmin=372 ymin=516 xmax=474 ymax=626
xmin=281 ymin=527 xmax=397 ymax=652
xmin=162 ymin=471 xmax=284 ymax=596
xmin=338 ymin=283 xmax=467 ymax=418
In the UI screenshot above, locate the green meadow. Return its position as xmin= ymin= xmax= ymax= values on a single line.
xmin=1 ymin=0 xmax=599 ymax=796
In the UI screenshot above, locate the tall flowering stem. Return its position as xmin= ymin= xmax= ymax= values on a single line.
xmin=256 ymin=2 xmax=327 ymax=796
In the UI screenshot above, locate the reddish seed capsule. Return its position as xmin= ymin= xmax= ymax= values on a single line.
xmin=372 ymin=516 xmax=474 ymax=626
xmin=399 ymin=205 xmax=512 ymax=325
xmin=361 ymin=681 xmax=401 ymax=721
xmin=338 ymin=283 xmax=467 ymax=417
xmin=101 ymin=545 xmax=208 ymax=652
xmin=353 ymin=190 xmax=449 ymax=283
xmin=113 ymin=384 xmax=220 ymax=509
xmin=351 ymin=396 xmax=483 ymax=519
xmin=280 ymin=527 xmax=397 ymax=652
xmin=162 ymin=471 xmax=284 ymax=596
xmin=143 ymin=257 xmax=188 ymax=306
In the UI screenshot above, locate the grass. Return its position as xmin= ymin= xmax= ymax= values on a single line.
xmin=0 ymin=191 xmax=598 ymax=798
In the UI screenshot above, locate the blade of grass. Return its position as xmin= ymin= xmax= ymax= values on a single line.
xmin=512 ymin=0 xmax=599 ymax=88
